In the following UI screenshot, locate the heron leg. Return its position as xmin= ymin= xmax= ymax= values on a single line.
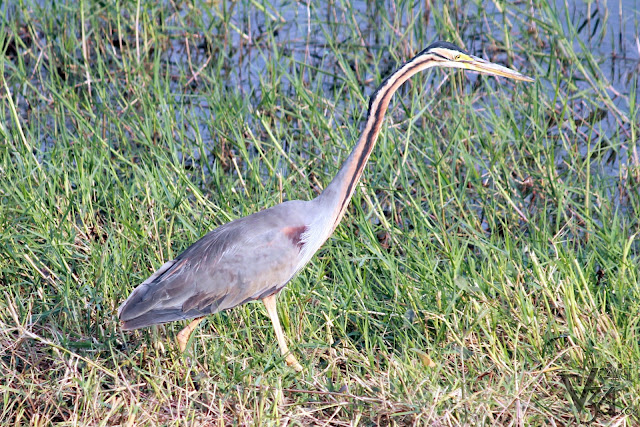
xmin=262 ymin=294 xmax=303 ymax=372
xmin=177 ymin=317 xmax=205 ymax=352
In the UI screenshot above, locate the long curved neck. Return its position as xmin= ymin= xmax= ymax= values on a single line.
xmin=317 ymin=53 xmax=438 ymax=230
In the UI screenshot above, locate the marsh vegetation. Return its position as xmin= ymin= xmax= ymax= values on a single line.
xmin=1 ymin=0 xmax=639 ymax=424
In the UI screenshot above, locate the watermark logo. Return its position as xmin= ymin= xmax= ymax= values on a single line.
xmin=560 ymin=365 xmax=633 ymax=423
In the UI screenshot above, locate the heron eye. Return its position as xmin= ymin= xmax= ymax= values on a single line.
xmin=454 ymin=54 xmax=462 ymax=61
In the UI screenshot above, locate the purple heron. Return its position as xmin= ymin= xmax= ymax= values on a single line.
xmin=118 ymin=41 xmax=533 ymax=371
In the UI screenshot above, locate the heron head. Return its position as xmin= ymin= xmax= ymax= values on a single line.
xmin=422 ymin=41 xmax=534 ymax=82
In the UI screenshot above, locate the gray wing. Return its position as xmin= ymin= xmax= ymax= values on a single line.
xmin=118 ymin=201 xmax=309 ymax=330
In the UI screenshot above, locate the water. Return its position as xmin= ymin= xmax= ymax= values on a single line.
xmin=4 ymin=0 xmax=639 ymax=177
xmin=171 ymin=0 xmax=639 ymax=154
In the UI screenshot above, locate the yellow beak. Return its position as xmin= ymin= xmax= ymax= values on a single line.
xmin=463 ymin=55 xmax=534 ymax=82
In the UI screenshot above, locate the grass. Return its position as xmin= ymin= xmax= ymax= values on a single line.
xmin=1 ymin=0 xmax=639 ymax=424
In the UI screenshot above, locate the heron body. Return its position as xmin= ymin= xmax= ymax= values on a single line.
xmin=118 ymin=41 xmax=533 ymax=371
xmin=119 ymin=200 xmax=323 ymax=330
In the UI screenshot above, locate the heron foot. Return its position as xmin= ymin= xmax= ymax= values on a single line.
xmin=285 ymin=354 xmax=303 ymax=372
